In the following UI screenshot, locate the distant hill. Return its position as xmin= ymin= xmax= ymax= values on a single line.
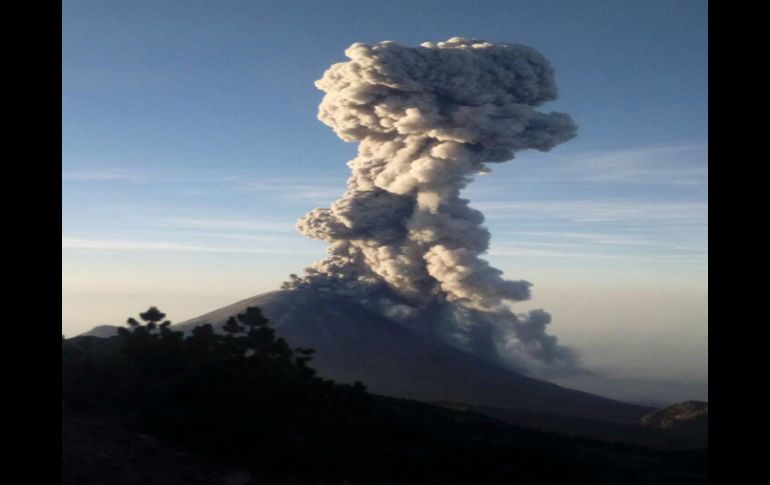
xmin=78 ymin=325 xmax=122 ymax=338
xmin=641 ymin=401 xmax=708 ymax=433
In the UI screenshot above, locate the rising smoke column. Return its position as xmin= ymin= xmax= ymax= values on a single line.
xmin=284 ymin=38 xmax=579 ymax=374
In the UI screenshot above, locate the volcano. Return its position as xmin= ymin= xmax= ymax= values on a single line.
xmin=174 ymin=289 xmax=650 ymax=422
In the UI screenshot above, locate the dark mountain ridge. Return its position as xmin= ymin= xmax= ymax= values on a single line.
xmin=431 ymin=401 xmax=708 ymax=450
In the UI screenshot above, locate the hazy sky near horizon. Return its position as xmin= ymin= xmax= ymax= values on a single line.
xmin=62 ymin=0 xmax=707 ymax=403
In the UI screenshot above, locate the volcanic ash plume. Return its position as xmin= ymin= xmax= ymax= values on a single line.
xmin=284 ymin=38 xmax=579 ymax=375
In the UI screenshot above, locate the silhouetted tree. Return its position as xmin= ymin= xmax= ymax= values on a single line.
xmin=191 ymin=323 xmax=215 ymax=339
xmin=237 ymin=306 xmax=269 ymax=329
xmin=223 ymin=316 xmax=244 ymax=335
xmin=139 ymin=306 xmax=166 ymax=332
xmin=63 ymin=305 xmax=376 ymax=478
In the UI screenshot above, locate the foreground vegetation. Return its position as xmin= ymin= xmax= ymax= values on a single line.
xmin=62 ymin=307 xmax=707 ymax=484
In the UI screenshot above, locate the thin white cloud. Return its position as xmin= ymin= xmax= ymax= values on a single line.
xmin=560 ymin=144 xmax=707 ymax=186
xmin=62 ymin=171 xmax=149 ymax=183
xmin=62 ymin=237 xmax=314 ymax=255
xmin=507 ymin=231 xmax=699 ymax=248
xmin=467 ymin=143 xmax=708 ymax=192
xmin=235 ymin=179 xmax=344 ymax=201
xmin=154 ymin=218 xmax=297 ymax=233
xmin=478 ymin=200 xmax=707 ymax=224
xmin=488 ymin=243 xmax=706 ymax=265
xmin=139 ymin=229 xmax=304 ymax=244
xmin=488 ymin=246 xmax=626 ymax=259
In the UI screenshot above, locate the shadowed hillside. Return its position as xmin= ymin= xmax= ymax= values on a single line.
xmin=175 ymin=290 xmax=652 ymax=422
xmin=431 ymin=401 xmax=708 ymax=451
xmin=64 ymin=306 xmax=707 ymax=484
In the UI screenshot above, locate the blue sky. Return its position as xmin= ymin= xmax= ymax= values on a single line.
xmin=62 ymin=0 xmax=707 ymax=403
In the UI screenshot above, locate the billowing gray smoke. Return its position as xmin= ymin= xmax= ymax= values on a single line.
xmin=284 ymin=37 xmax=579 ymax=376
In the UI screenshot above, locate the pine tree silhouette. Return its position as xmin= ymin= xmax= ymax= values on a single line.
xmin=223 ymin=316 xmax=244 ymax=335
xmin=139 ymin=307 xmax=166 ymax=332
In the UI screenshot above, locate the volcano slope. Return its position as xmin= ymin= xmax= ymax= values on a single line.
xmin=175 ymin=289 xmax=650 ymax=422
